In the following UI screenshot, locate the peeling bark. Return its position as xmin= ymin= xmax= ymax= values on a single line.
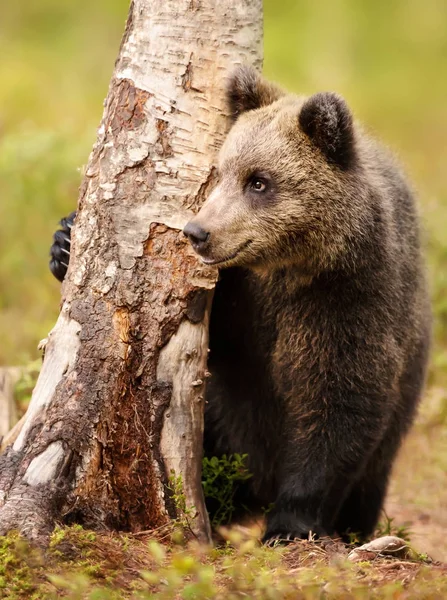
xmin=0 ymin=0 xmax=262 ymax=544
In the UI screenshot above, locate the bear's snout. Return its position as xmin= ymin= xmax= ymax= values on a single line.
xmin=183 ymin=221 xmax=210 ymax=254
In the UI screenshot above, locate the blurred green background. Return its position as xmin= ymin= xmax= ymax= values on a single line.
xmin=0 ymin=0 xmax=446 ymax=557
xmin=1 ymin=0 xmax=447 ymax=376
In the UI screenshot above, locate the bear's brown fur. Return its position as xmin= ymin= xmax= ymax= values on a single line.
xmin=184 ymin=66 xmax=431 ymax=542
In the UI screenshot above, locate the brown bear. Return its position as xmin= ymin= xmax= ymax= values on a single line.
xmin=183 ymin=66 xmax=431 ymax=542
xmin=51 ymin=66 xmax=431 ymax=543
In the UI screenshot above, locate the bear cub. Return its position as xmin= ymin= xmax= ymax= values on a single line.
xmin=51 ymin=66 xmax=431 ymax=543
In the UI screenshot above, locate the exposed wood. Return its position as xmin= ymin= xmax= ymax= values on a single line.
xmin=0 ymin=0 xmax=263 ymax=544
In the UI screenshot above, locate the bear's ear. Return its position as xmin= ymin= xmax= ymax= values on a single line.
xmin=227 ymin=65 xmax=284 ymax=120
xmin=298 ymin=92 xmax=356 ymax=170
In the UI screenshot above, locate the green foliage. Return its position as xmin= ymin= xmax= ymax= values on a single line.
xmin=168 ymin=455 xmax=252 ymax=535
xmin=142 ymin=540 xmax=217 ymax=600
xmin=375 ymin=513 xmax=413 ymax=542
xmin=202 ymin=454 xmax=252 ymax=528
xmin=167 ymin=470 xmax=198 ymax=539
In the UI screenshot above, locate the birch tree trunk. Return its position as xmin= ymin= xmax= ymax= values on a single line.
xmin=0 ymin=0 xmax=262 ymax=544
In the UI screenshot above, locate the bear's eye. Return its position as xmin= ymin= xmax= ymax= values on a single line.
xmin=248 ymin=176 xmax=269 ymax=193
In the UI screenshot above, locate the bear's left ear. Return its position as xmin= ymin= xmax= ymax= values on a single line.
xmin=298 ymin=92 xmax=356 ymax=170
xmin=227 ymin=65 xmax=284 ymax=120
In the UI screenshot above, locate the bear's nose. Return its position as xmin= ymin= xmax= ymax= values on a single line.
xmin=183 ymin=221 xmax=210 ymax=251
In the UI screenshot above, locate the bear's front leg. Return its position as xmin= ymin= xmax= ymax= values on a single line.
xmin=262 ymin=479 xmax=338 ymax=544
xmin=262 ymin=391 xmax=389 ymax=545
xmin=263 ymin=502 xmax=330 ymax=544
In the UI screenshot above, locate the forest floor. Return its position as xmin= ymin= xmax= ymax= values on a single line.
xmin=1 ymin=519 xmax=446 ymax=600
xmin=1 ymin=386 xmax=447 ymax=599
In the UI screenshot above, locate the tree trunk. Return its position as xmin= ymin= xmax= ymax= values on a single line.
xmin=0 ymin=0 xmax=262 ymax=544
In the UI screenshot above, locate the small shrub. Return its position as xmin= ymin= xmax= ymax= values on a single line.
xmin=375 ymin=512 xmax=412 ymax=542
xmin=202 ymin=453 xmax=252 ymax=528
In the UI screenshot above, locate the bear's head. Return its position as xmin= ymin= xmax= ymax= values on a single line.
xmin=184 ymin=66 xmax=367 ymax=276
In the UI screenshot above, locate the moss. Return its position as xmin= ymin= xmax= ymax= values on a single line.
xmin=0 ymin=532 xmax=41 ymax=599
xmin=49 ymin=524 xmax=97 ymax=561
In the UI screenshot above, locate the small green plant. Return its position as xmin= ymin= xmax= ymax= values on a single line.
xmin=142 ymin=540 xmax=217 ymax=600
xmin=202 ymin=453 xmax=252 ymax=528
xmin=167 ymin=470 xmax=198 ymax=537
xmin=375 ymin=512 xmax=412 ymax=541
xmin=346 ymin=531 xmax=362 ymax=545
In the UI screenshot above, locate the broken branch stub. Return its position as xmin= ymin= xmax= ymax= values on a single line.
xmin=0 ymin=0 xmax=263 ymax=544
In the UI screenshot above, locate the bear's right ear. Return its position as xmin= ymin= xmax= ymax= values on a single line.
xmin=298 ymin=92 xmax=356 ymax=170
xmin=227 ymin=65 xmax=284 ymax=120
